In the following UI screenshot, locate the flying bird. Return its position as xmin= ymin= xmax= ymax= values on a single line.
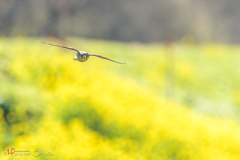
xmin=38 ymin=40 xmax=126 ymax=64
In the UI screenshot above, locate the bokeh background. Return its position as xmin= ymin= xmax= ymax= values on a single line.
xmin=1 ymin=0 xmax=240 ymax=159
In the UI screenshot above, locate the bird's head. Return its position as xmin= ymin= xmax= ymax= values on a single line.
xmin=79 ymin=54 xmax=89 ymax=62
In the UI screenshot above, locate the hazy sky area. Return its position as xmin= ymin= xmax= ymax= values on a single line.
xmin=0 ymin=0 xmax=240 ymax=43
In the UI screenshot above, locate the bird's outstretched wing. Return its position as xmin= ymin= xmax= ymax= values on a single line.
xmin=38 ymin=40 xmax=80 ymax=53
xmin=89 ymin=53 xmax=126 ymax=64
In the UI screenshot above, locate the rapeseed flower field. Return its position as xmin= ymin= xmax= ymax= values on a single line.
xmin=1 ymin=37 xmax=240 ymax=159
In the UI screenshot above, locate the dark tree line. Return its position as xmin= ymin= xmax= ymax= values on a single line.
xmin=0 ymin=0 xmax=240 ymax=43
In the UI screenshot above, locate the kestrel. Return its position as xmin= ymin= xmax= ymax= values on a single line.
xmin=38 ymin=40 xmax=126 ymax=64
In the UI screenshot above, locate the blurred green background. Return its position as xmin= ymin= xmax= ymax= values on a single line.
xmin=1 ymin=1 xmax=240 ymax=160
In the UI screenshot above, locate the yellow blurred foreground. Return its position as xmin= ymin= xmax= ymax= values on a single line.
xmin=0 ymin=38 xmax=240 ymax=159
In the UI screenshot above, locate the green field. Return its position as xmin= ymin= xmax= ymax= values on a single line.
xmin=1 ymin=37 xmax=240 ymax=159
